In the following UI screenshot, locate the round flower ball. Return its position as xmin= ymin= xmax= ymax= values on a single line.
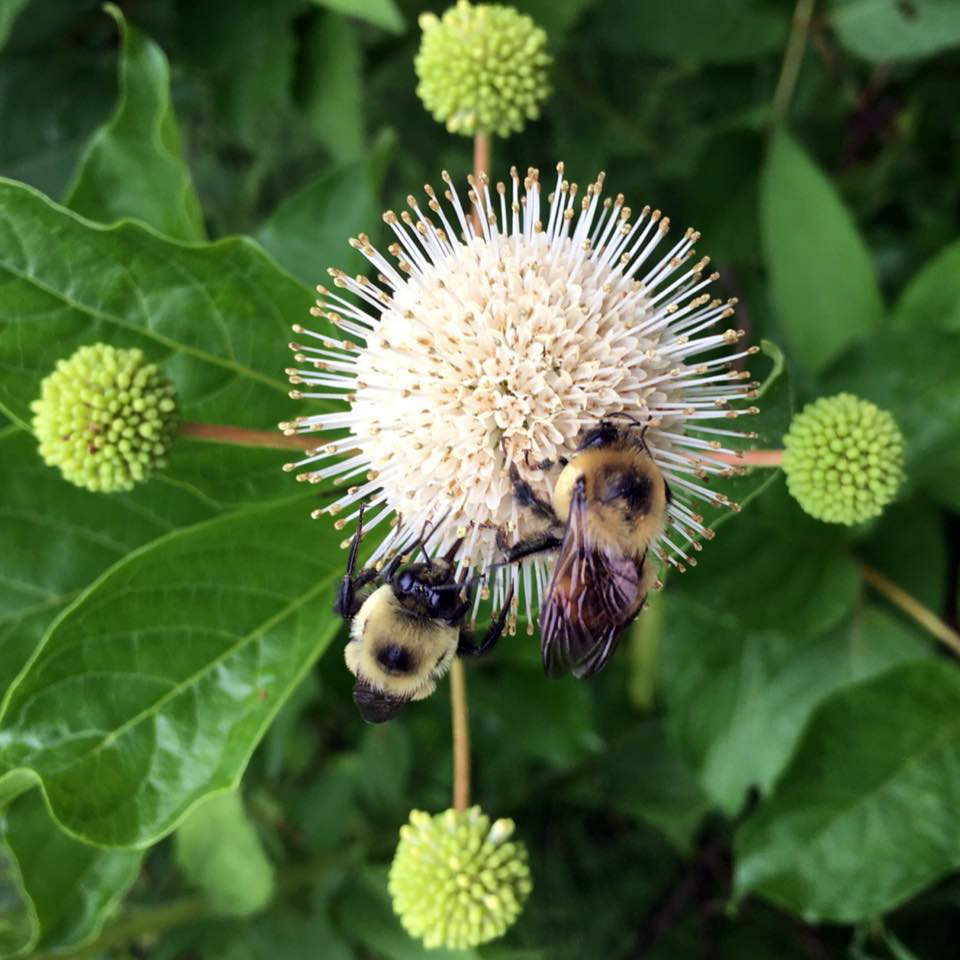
xmin=389 ymin=807 xmax=532 ymax=950
xmin=415 ymin=0 xmax=551 ymax=137
xmin=283 ymin=164 xmax=758 ymax=629
xmin=782 ymin=393 xmax=904 ymax=525
xmin=31 ymin=343 xmax=179 ymax=493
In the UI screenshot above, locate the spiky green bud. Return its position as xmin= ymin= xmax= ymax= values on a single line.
xmin=31 ymin=343 xmax=178 ymax=493
xmin=415 ymin=1 xmax=551 ymax=137
xmin=782 ymin=393 xmax=904 ymax=525
xmin=389 ymin=806 xmax=532 ymax=949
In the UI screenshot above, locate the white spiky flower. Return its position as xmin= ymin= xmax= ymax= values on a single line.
xmin=282 ymin=164 xmax=759 ymax=632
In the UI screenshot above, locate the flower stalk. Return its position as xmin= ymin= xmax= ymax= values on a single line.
xmin=179 ymin=421 xmax=313 ymax=451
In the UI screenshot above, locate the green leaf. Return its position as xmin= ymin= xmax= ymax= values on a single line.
xmin=0 ymin=178 xmax=316 ymax=505
xmin=175 ymin=790 xmax=274 ymax=917
xmin=0 ymin=497 xmax=341 ymax=847
xmin=0 ymin=788 xmax=140 ymax=957
xmin=734 ymin=660 xmax=960 ymax=922
xmin=310 ymin=0 xmax=404 ymax=34
xmin=595 ymin=0 xmax=788 ymax=63
xmin=299 ymin=11 xmax=364 ymax=164
xmin=828 ymin=0 xmax=960 ymax=63
xmin=761 ymin=130 xmax=884 ymax=377
xmin=63 ymin=6 xmax=204 ymax=241
xmin=256 ymin=160 xmax=381 ymax=287
xmin=0 ymin=426 xmax=214 ymax=708
xmin=0 ymin=0 xmax=30 ymax=51
xmin=513 ymin=0 xmax=596 ymax=40
xmin=660 ymin=482 xmax=929 ymax=812
xmin=890 ymin=240 xmax=960 ymax=333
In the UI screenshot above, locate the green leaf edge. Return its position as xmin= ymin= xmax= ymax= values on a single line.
xmin=0 ymin=491 xmax=338 ymax=851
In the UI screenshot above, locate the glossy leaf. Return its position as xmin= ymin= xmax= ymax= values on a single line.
xmin=829 ymin=0 xmax=960 ymax=63
xmin=63 ymin=6 xmax=204 ymax=240
xmin=660 ymin=482 xmax=929 ymax=812
xmin=1 ymin=788 xmax=140 ymax=956
xmin=311 ymin=0 xmax=404 ymax=34
xmin=761 ymin=130 xmax=883 ymax=376
xmin=735 ymin=660 xmax=960 ymax=922
xmin=890 ymin=240 xmax=960 ymax=333
xmin=0 ymin=497 xmax=341 ymax=847
xmin=0 ymin=426 xmax=214 ymax=707
xmin=0 ymin=178 xmax=317 ymax=504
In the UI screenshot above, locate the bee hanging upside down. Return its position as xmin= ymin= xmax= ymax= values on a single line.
xmin=335 ymin=505 xmax=514 ymax=723
xmin=502 ymin=416 xmax=671 ymax=680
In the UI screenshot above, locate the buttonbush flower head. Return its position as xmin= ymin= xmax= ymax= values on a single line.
xmin=415 ymin=1 xmax=551 ymax=137
xmin=389 ymin=806 xmax=532 ymax=949
xmin=32 ymin=343 xmax=178 ymax=493
xmin=282 ymin=164 xmax=759 ymax=629
xmin=782 ymin=393 xmax=904 ymax=525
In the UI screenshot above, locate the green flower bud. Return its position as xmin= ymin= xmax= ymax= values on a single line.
xmin=31 ymin=343 xmax=178 ymax=493
xmin=389 ymin=806 xmax=532 ymax=949
xmin=415 ymin=1 xmax=551 ymax=137
xmin=782 ymin=393 xmax=904 ymax=525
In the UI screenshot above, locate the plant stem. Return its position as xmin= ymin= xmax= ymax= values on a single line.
xmin=706 ymin=449 xmax=784 ymax=467
xmin=860 ymin=564 xmax=960 ymax=659
xmin=179 ymin=421 xmax=313 ymax=451
xmin=772 ymin=0 xmax=815 ymax=124
xmin=473 ymin=130 xmax=490 ymax=183
xmin=451 ymin=658 xmax=470 ymax=811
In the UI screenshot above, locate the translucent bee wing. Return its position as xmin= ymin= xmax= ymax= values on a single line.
xmin=540 ymin=483 xmax=645 ymax=679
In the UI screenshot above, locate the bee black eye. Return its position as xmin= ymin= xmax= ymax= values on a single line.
xmin=376 ymin=645 xmax=413 ymax=675
xmin=396 ymin=571 xmax=415 ymax=594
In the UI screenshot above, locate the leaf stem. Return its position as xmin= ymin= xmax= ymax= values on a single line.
xmin=450 ymin=658 xmax=470 ymax=811
xmin=706 ymin=449 xmax=784 ymax=467
xmin=772 ymin=0 xmax=815 ymax=124
xmin=179 ymin=421 xmax=313 ymax=451
xmin=860 ymin=564 xmax=960 ymax=659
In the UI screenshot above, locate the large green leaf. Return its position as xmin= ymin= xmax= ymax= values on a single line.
xmin=310 ymin=0 xmax=404 ymax=34
xmin=0 ymin=497 xmax=342 ymax=847
xmin=829 ymin=0 xmax=960 ymax=63
xmin=0 ymin=178 xmax=317 ymax=504
xmin=761 ymin=130 xmax=884 ymax=377
xmin=0 ymin=426 xmax=214 ymax=711
xmin=735 ymin=660 xmax=960 ymax=922
xmin=0 ymin=788 xmax=140 ymax=957
xmin=660 ymin=482 xmax=929 ymax=812
xmin=890 ymin=240 xmax=960 ymax=333
xmin=63 ymin=6 xmax=204 ymax=241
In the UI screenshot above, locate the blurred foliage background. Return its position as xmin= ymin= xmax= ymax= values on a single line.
xmin=1 ymin=0 xmax=959 ymax=958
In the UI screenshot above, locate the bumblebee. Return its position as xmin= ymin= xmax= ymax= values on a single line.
xmin=335 ymin=505 xmax=514 ymax=723
xmin=503 ymin=417 xmax=670 ymax=679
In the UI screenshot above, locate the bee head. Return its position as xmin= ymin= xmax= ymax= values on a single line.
xmin=392 ymin=561 xmax=466 ymax=622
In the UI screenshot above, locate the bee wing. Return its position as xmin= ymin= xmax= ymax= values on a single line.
xmin=540 ymin=484 xmax=645 ymax=679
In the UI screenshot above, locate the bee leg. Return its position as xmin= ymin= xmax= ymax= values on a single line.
xmin=458 ymin=583 xmax=515 ymax=657
xmin=334 ymin=503 xmax=369 ymax=618
xmin=523 ymin=451 xmax=568 ymax=471
xmin=509 ymin=464 xmax=557 ymax=522
xmin=504 ymin=532 xmax=564 ymax=563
